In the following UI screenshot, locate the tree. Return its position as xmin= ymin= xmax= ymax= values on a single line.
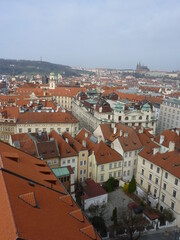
xmin=87 ymin=203 xmax=106 ymax=217
xmin=111 ymin=207 xmax=118 ymax=225
xmin=103 ymin=177 xmax=116 ymax=192
xmin=123 ymin=182 xmax=129 ymax=192
xmin=119 ymin=209 xmax=149 ymax=240
xmin=90 ymin=216 xmax=107 ymax=237
xmin=163 ymin=208 xmax=175 ymax=223
xmin=128 ymin=175 xmax=136 ymax=193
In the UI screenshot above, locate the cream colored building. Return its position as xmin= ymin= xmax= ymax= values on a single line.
xmin=136 ymin=147 xmax=180 ymax=227
xmin=88 ymin=141 xmax=122 ymax=183
xmin=16 ymin=111 xmax=79 ymax=137
xmin=63 ymin=132 xmax=89 ymax=183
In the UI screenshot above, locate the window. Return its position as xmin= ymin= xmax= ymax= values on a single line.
xmin=140 ymin=179 xmax=143 ymax=186
xmin=62 ymin=160 xmax=66 ymax=165
xmin=84 ymin=160 xmax=86 ymax=165
xmin=114 ymin=162 xmax=117 ymax=168
xmin=72 ymin=159 xmax=75 ymax=163
xmin=83 ymin=169 xmax=86 ymax=174
xmin=100 ymin=175 xmax=104 ymax=182
xmin=135 ymin=151 xmax=137 ymax=156
xmin=124 ymin=161 xmax=127 ymax=167
xmin=66 ymin=128 xmax=69 ymax=132
xmin=171 ymin=202 xmax=175 ymax=210
xmin=128 ymin=161 xmax=131 ymax=167
xmin=67 ymin=159 xmax=70 ymax=164
xmin=80 ymin=170 xmax=83 ymax=175
xmin=90 ymin=162 xmax=92 ymax=167
xmin=10 ymin=127 xmax=13 ymax=132
xmin=47 ymin=160 xmax=52 ymax=165
xmin=165 ymin=172 xmax=168 ymax=179
xmin=109 ymin=163 xmax=112 ymax=169
xmin=82 ymin=153 xmax=85 ymax=157
xmin=35 ymin=128 xmax=39 ymax=132
xmin=142 ymin=169 xmax=144 ymax=176
xmin=80 ymin=161 xmax=83 ymax=166
xmin=89 ymin=172 xmax=92 ymax=177
xmin=101 ymin=165 xmax=104 ymax=171
xmin=28 ymin=128 xmax=31 ymax=133
xmin=150 ymin=164 xmax=153 ymax=170
xmin=175 ymin=178 xmax=178 ymax=186
xmin=157 ymin=167 xmax=160 ymax=173
xmin=163 ymin=183 xmax=166 ymax=190
xmin=114 ymin=172 xmax=116 ymax=178
xmin=154 ymin=189 xmax=157 ymax=198
xmin=161 ymin=194 xmax=165 ymax=202
xmin=118 ymin=161 xmax=121 ymax=167
xmin=155 ymin=178 xmax=158 ymax=185
xmin=5 ymin=135 xmax=8 ymax=140
xmin=173 ymin=190 xmax=176 ymax=198
xmin=129 ymin=152 xmax=132 ymax=157
xmin=57 ymin=128 xmax=61 ymax=133
xmin=118 ymin=171 xmax=121 ymax=177
xmin=134 ymin=159 xmax=136 ymax=165
xmin=127 ymin=170 xmax=130 ymax=176
xmin=149 ymin=174 xmax=152 ymax=180
xmin=125 ymin=152 xmax=128 ymax=158
xmin=123 ymin=171 xmax=126 ymax=176
xmin=143 ymin=159 xmax=145 ymax=165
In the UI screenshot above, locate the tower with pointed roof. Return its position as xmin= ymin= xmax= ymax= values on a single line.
xmin=49 ymin=72 xmax=56 ymax=89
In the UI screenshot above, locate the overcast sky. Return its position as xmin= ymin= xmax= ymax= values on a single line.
xmin=0 ymin=0 xmax=180 ymax=71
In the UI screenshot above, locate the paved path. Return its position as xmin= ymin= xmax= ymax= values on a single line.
xmin=103 ymin=188 xmax=133 ymax=226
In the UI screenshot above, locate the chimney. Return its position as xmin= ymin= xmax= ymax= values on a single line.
xmin=160 ymin=135 xmax=165 ymax=145
xmin=98 ymin=136 xmax=102 ymax=143
xmin=82 ymin=140 xmax=86 ymax=148
xmin=168 ymin=141 xmax=175 ymax=152
xmin=138 ymin=127 xmax=143 ymax=134
xmin=124 ymin=132 xmax=128 ymax=138
xmin=120 ymin=130 xmax=123 ymax=137
xmin=153 ymin=147 xmax=159 ymax=155
xmin=176 ymin=129 xmax=180 ymax=136
xmin=111 ymin=123 xmax=115 ymax=129
xmin=65 ymin=138 xmax=69 ymax=143
xmin=113 ymin=127 xmax=117 ymax=135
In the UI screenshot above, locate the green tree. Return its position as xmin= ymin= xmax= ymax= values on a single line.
xmin=111 ymin=207 xmax=118 ymax=225
xmin=105 ymin=177 xmax=116 ymax=192
xmin=128 ymin=175 xmax=136 ymax=193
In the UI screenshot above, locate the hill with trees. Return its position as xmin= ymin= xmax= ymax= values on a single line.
xmin=0 ymin=58 xmax=90 ymax=77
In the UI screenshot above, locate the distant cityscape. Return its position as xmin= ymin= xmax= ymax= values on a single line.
xmin=0 ymin=61 xmax=180 ymax=239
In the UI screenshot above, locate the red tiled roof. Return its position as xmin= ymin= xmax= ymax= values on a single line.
xmin=17 ymin=111 xmax=78 ymax=124
xmin=111 ymin=123 xmax=142 ymax=151
xmin=93 ymin=141 xmax=122 ymax=165
xmin=63 ymin=132 xmax=87 ymax=152
xmin=82 ymin=178 xmax=107 ymax=200
xmin=155 ymin=129 xmax=180 ymax=148
xmin=139 ymin=147 xmax=180 ymax=179
xmin=49 ymin=130 xmax=77 ymax=158
xmin=0 ymin=141 xmax=101 ymax=240
xmin=99 ymin=124 xmax=113 ymax=141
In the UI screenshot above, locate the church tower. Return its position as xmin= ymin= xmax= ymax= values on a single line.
xmin=49 ymin=72 xmax=56 ymax=89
